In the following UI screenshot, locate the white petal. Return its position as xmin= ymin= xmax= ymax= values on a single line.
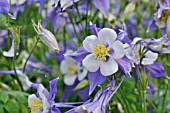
xmin=110 ymin=40 xmax=125 ymax=59
xmin=78 ymin=69 xmax=88 ymax=81
xmin=100 ymin=58 xmax=118 ymax=76
xmin=28 ymin=94 xmax=38 ymax=105
xmin=98 ymin=28 xmax=117 ymax=45
xmin=3 ymin=40 xmax=15 ymax=57
xmin=82 ymin=54 xmax=100 ymax=72
xmin=60 ymin=60 xmax=69 ymax=74
xmin=93 ymin=106 xmax=102 ymax=113
xmin=64 ymin=74 xmax=77 ymax=86
xmin=83 ymin=35 xmax=100 ymax=52
xmin=142 ymin=51 xmax=158 ymax=65
xmin=16 ymin=70 xmax=31 ymax=91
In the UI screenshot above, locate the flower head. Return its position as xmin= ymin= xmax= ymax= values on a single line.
xmin=82 ymin=28 xmax=125 ymax=76
xmin=148 ymin=35 xmax=170 ymax=54
xmin=60 ymin=51 xmax=87 ymax=86
xmin=125 ymin=38 xmax=158 ymax=66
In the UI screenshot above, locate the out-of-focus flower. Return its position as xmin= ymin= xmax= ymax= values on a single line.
xmin=125 ymin=38 xmax=158 ymax=66
xmin=0 ymin=0 xmax=16 ymax=19
xmin=60 ymin=51 xmax=87 ymax=86
xmin=28 ymin=78 xmax=75 ymax=113
xmin=10 ymin=0 xmax=27 ymax=5
xmin=0 ymin=70 xmax=32 ymax=90
xmin=82 ymin=28 xmax=125 ymax=76
xmin=66 ymin=77 xmax=124 ymax=113
xmin=147 ymin=1 xmax=170 ymax=34
xmin=147 ymin=35 xmax=170 ymax=54
xmin=3 ymin=39 xmax=19 ymax=57
xmin=32 ymin=20 xmax=60 ymax=52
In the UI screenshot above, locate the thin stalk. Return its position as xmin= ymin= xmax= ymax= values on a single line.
xmin=162 ymin=80 xmax=170 ymax=113
xmin=23 ymin=38 xmax=39 ymax=73
xmin=119 ymin=88 xmax=131 ymax=113
xmin=13 ymin=50 xmax=23 ymax=91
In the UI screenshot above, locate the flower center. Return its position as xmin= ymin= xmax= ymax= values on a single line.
xmin=160 ymin=43 xmax=167 ymax=49
xmin=135 ymin=51 xmax=140 ymax=58
xmin=29 ymin=98 xmax=42 ymax=113
xmin=67 ymin=65 xmax=78 ymax=75
xmin=160 ymin=9 xmax=170 ymax=22
xmin=94 ymin=44 xmax=110 ymax=61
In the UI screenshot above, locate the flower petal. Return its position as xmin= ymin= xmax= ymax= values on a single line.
xmin=83 ymin=35 xmax=100 ymax=52
xmin=98 ymin=28 xmax=117 ymax=46
xmin=110 ymin=40 xmax=125 ymax=59
xmin=28 ymin=94 xmax=37 ymax=105
xmin=82 ymin=54 xmax=100 ymax=72
xmin=60 ymin=60 xmax=69 ymax=74
xmin=142 ymin=51 xmax=158 ymax=65
xmin=100 ymin=58 xmax=118 ymax=76
xmin=78 ymin=69 xmax=88 ymax=81
xmin=64 ymin=75 xmax=77 ymax=86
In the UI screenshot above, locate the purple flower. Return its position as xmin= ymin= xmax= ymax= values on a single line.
xmin=60 ymin=51 xmax=87 ymax=86
xmin=147 ymin=1 xmax=170 ymax=34
xmin=66 ymin=77 xmax=124 ymax=113
xmin=28 ymin=78 xmax=75 ymax=113
xmin=148 ymin=35 xmax=170 ymax=54
xmin=0 ymin=0 xmax=16 ymax=19
xmin=82 ymin=28 xmax=125 ymax=76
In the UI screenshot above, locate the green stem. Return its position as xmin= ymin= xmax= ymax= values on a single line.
xmin=13 ymin=50 xmax=23 ymax=91
xmin=162 ymin=80 xmax=170 ymax=113
xmin=23 ymin=38 xmax=39 ymax=73
xmin=119 ymin=88 xmax=131 ymax=113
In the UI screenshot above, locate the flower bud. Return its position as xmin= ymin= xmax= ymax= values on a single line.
xmin=32 ymin=20 xmax=60 ymax=52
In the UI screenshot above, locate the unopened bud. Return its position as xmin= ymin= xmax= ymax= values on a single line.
xmin=32 ymin=20 xmax=60 ymax=52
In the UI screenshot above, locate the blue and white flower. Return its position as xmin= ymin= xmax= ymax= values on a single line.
xmin=125 ymin=38 xmax=158 ymax=66
xmin=61 ymin=52 xmax=87 ymax=86
xmin=82 ymin=28 xmax=125 ymax=76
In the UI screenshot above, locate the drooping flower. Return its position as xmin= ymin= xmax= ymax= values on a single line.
xmin=60 ymin=51 xmax=87 ymax=86
xmin=32 ymin=20 xmax=60 ymax=52
xmin=125 ymin=38 xmax=158 ymax=66
xmin=82 ymin=28 xmax=125 ymax=76
xmin=147 ymin=35 xmax=170 ymax=54
xmin=28 ymin=78 xmax=75 ymax=113
xmin=66 ymin=77 xmax=124 ymax=113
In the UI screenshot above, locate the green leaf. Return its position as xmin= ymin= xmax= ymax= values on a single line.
xmin=0 ymin=105 xmax=4 ymax=113
xmin=3 ymin=100 xmax=19 ymax=113
xmin=8 ymin=91 xmax=28 ymax=105
xmin=0 ymin=91 xmax=9 ymax=103
xmin=74 ymin=80 xmax=89 ymax=91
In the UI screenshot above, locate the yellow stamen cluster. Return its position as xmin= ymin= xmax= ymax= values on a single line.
xmin=160 ymin=43 xmax=167 ymax=49
xmin=29 ymin=98 xmax=42 ymax=113
xmin=160 ymin=9 xmax=170 ymax=22
xmin=135 ymin=51 xmax=140 ymax=58
xmin=67 ymin=65 xmax=78 ymax=75
xmin=94 ymin=44 xmax=110 ymax=61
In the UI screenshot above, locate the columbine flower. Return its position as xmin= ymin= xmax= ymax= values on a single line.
xmin=60 ymin=51 xmax=87 ymax=86
xmin=147 ymin=35 xmax=170 ymax=54
xmin=125 ymin=38 xmax=158 ymax=66
xmin=0 ymin=0 xmax=16 ymax=19
xmin=32 ymin=20 xmax=60 ymax=52
xmin=147 ymin=1 xmax=170 ymax=34
xmin=28 ymin=78 xmax=75 ymax=113
xmin=82 ymin=28 xmax=125 ymax=76
xmin=66 ymin=77 xmax=124 ymax=113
